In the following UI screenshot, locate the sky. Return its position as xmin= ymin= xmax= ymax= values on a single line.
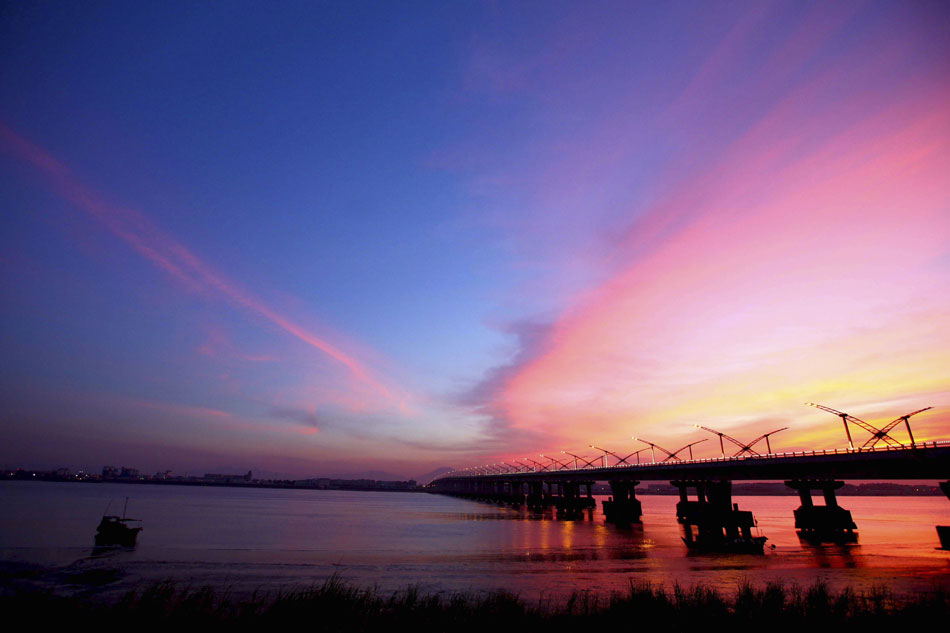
xmin=1 ymin=1 xmax=948 ymax=479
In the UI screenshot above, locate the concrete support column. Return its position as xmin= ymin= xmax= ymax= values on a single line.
xmin=554 ymin=480 xmax=596 ymax=517
xmin=603 ymin=480 xmax=642 ymax=524
xmin=671 ymin=479 xmax=763 ymax=552
xmin=784 ymin=479 xmax=857 ymax=542
xmin=937 ymin=481 xmax=950 ymax=550
xmin=526 ymin=480 xmax=547 ymax=509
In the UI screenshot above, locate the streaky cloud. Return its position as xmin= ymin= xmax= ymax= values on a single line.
xmin=0 ymin=122 xmax=401 ymax=403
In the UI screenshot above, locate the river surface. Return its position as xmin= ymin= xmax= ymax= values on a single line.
xmin=1 ymin=481 xmax=948 ymax=599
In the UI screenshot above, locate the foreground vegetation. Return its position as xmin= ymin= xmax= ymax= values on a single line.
xmin=3 ymin=575 xmax=947 ymax=630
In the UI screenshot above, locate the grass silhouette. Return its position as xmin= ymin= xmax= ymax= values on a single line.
xmin=2 ymin=574 xmax=947 ymax=630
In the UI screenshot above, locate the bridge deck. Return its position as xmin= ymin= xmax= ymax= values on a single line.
xmin=433 ymin=442 xmax=950 ymax=485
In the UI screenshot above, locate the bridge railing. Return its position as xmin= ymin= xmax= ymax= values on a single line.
xmin=435 ymin=440 xmax=950 ymax=479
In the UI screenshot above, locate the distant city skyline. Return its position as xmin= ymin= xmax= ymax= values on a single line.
xmin=1 ymin=1 xmax=948 ymax=478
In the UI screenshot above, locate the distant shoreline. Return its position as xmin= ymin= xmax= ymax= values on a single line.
xmin=0 ymin=472 xmax=424 ymax=493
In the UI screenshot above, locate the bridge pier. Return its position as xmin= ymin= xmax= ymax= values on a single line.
xmin=672 ymin=479 xmax=764 ymax=552
xmin=603 ymin=480 xmax=642 ymax=524
xmin=555 ymin=480 xmax=596 ymax=517
xmin=937 ymin=481 xmax=950 ymax=550
xmin=785 ymin=479 xmax=857 ymax=542
xmin=526 ymin=481 xmax=548 ymax=509
xmin=503 ymin=480 xmax=526 ymax=505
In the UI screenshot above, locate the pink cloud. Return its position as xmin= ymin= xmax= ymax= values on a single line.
xmin=134 ymin=399 xmax=231 ymax=420
xmin=196 ymin=325 xmax=279 ymax=363
xmin=488 ymin=66 xmax=950 ymax=453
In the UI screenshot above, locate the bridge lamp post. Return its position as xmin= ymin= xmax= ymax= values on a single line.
xmin=695 ymin=425 xmax=726 ymax=459
xmin=619 ymin=448 xmax=651 ymax=465
xmin=837 ymin=412 xmax=854 ymax=450
xmin=806 ymin=402 xmax=854 ymax=450
xmin=561 ymin=450 xmax=584 ymax=470
xmin=540 ymin=454 xmax=569 ymax=470
xmin=589 ymin=445 xmax=615 ymax=468
xmin=631 ymin=448 xmax=648 ymax=465
xmin=759 ymin=429 xmax=787 ymax=455
xmin=904 ymin=417 xmax=917 ymax=448
xmin=893 ymin=408 xmax=935 ymax=449
xmin=524 ymin=457 xmax=546 ymax=472
xmin=633 ymin=437 xmax=657 ymax=463
xmin=679 ymin=439 xmax=706 ymax=460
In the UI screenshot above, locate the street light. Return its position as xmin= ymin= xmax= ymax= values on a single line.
xmin=561 ymin=450 xmax=583 ymax=470
xmin=628 ymin=448 xmax=650 ymax=465
xmin=806 ymin=403 xmax=855 ymax=450
xmin=676 ymin=439 xmax=708 ymax=460
xmin=695 ymin=424 xmax=726 ymax=458
xmin=524 ymin=457 xmax=548 ymax=472
xmin=807 ymin=402 xmax=932 ymax=450
xmin=540 ymin=454 xmax=570 ymax=470
xmin=633 ymin=437 xmax=657 ymax=463
xmin=590 ymin=445 xmax=613 ymax=468
xmin=696 ymin=424 xmax=787 ymax=457
xmin=589 ymin=445 xmax=651 ymax=467
xmin=634 ymin=437 xmax=707 ymax=462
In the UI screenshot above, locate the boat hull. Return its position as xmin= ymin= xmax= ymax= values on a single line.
xmin=95 ymin=516 xmax=142 ymax=546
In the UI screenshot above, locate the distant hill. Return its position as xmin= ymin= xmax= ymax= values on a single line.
xmin=321 ymin=469 xmax=412 ymax=482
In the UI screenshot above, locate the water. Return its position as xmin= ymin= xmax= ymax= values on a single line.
xmin=1 ymin=481 xmax=948 ymax=599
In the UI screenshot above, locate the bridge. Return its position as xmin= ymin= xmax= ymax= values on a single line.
xmin=430 ymin=442 xmax=950 ymax=551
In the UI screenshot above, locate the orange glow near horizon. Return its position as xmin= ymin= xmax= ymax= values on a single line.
xmin=490 ymin=82 xmax=950 ymax=459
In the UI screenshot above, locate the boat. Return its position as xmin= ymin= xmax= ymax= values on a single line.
xmin=94 ymin=498 xmax=143 ymax=546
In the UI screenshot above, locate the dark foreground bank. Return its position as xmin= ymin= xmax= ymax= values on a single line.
xmin=2 ymin=576 xmax=948 ymax=631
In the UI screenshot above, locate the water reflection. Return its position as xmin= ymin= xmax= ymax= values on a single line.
xmin=89 ymin=544 xmax=135 ymax=558
xmin=561 ymin=518 xmax=574 ymax=551
xmin=2 ymin=482 xmax=947 ymax=599
xmin=797 ymin=532 xmax=859 ymax=546
xmin=798 ymin=541 xmax=862 ymax=569
xmin=491 ymin=546 xmax=650 ymax=563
